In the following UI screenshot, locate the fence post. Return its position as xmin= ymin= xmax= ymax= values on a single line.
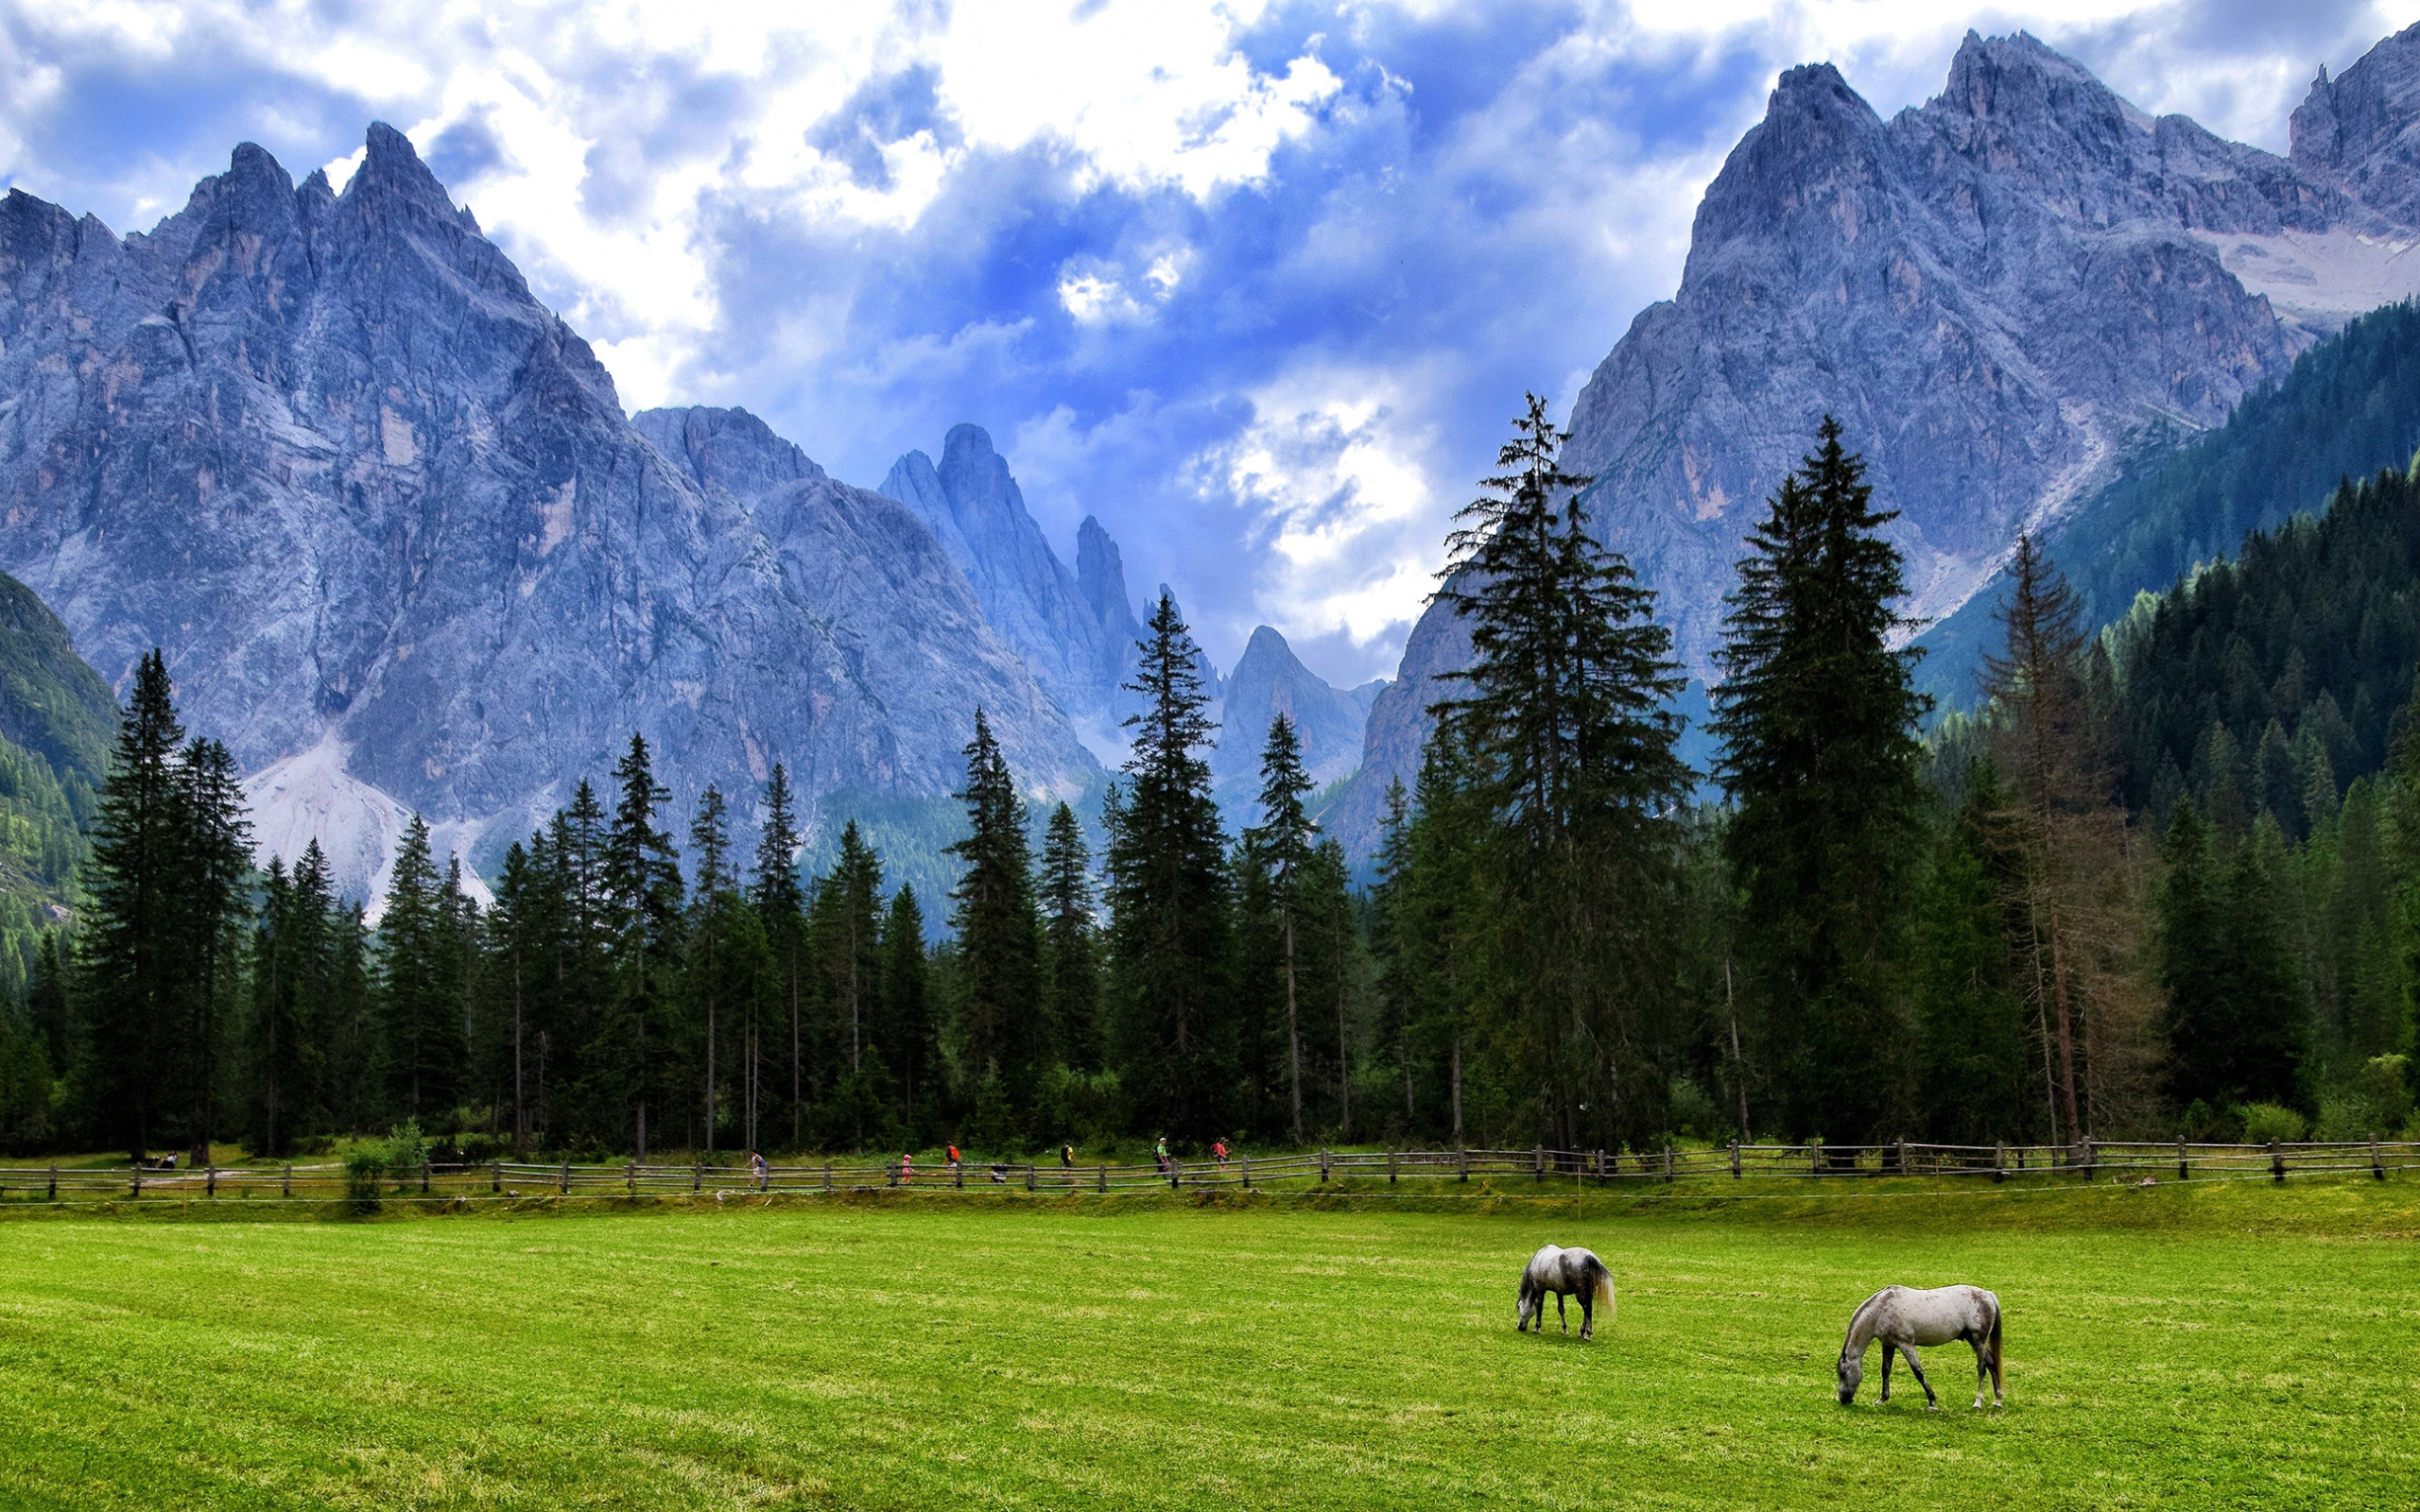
xmin=1169 ymin=1158 xmax=1182 ymax=1192
xmin=284 ymin=1163 xmax=292 ymax=1198
xmin=1533 ymin=1145 xmax=1544 ymax=1182
xmin=48 ymin=1163 xmax=57 ymax=1202
xmin=2083 ymin=1139 xmax=2097 ymax=1181
xmin=1098 ymin=1164 xmax=1108 ymax=1194
xmin=1321 ymin=1149 xmax=1331 ymax=1184
xmin=1243 ymin=1154 xmax=1253 ymax=1190
xmin=424 ymin=1160 xmax=433 ymax=1195
xmin=207 ymin=1164 xmax=216 ymax=1197
xmin=1993 ymin=1142 xmax=2005 ymax=1184
xmin=1810 ymin=1143 xmax=1821 ymax=1177
xmin=493 ymin=1161 xmax=502 ymax=1194
xmin=2373 ymin=1137 xmax=2385 ymax=1181
xmin=693 ymin=1163 xmax=702 ymax=1194
xmin=559 ymin=1162 xmax=569 ymax=1194
xmin=1730 ymin=1141 xmax=1740 ymax=1179
xmin=1026 ymin=1164 xmax=1036 ymax=1192
xmin=1459 ymin=1146 xmax=1469 ymax=1182
xmin=2177 ymin=1138 xmax=2188 ymax=1182
xmin=954 ymin=1160 xmax=964 ymax=1190
xmin=131 ymin=1167 xmax=141 ymax=1199
xmin=1664 ymin=1145 xmax=1674 ymax=1183
xmin=2270 ymin=1138 xmax=2286 ymax=1184
xmin=759 ymin=1162 xmax=769 ymax=1194
xmin=824 ymin=1161 xmax=833 ymax=1193
xmin=1388 ymin=1149 xmax=1397 ymax=1185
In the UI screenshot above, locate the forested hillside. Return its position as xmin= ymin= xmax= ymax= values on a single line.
xmin=0 ymin=575 xmax=113 ymax=989
xmin=2108 ymin=462 xmax=2420 ymax=830
xmin=1918 ymin=301 xmax=2420 ymax=705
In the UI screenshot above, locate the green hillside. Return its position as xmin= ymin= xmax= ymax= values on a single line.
xmin=2106 ymin=459 xmax=2420 ymax=831
xmin=0 ymin=576 xmax=117 ymax=1000
xmin=1918 ymin=301 xmax=2420 ymax=707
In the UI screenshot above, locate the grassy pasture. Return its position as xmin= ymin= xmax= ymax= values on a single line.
xmin=0 ymin=1179 xmax=2413 ymax=1509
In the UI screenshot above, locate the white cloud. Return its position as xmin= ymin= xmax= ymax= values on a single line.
xmin=1212 ymin=365 xmax=1448 ymax=654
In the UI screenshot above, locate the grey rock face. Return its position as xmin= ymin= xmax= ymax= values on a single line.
xmin=880 ymin=427 xmax=1146 ymax=760
xmin=1211 ymin=624 xmax=1375 ymax=823
xmin=0 ymin=126 xmax=1095 ymax=897
xmin=1326 ymin=26 xmax=2420 ymax=863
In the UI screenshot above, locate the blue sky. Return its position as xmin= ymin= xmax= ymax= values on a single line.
xmin=4 ymin=0 xmax=2413 ymax=686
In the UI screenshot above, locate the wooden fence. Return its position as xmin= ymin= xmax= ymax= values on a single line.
xmin=3 ymin=1139 xmax=2415 ymax=1205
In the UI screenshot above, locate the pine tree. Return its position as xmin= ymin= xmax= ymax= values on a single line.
xmin=752 ymin=764 xmax=807 ymax=1151
xmin=1369 ymin=778 xmax=1420 ymax=1131
xmin=1248 ymin=714 xmax=1317 ymax=1142
xmin=603 ymin=734 xmax=683 ymax=1159
xmin=2159 ymin=802 xmax=2311 ymax=1112
xmin=1039 ymin=803 xmax=1100 ymax=1074
xmin=171 ymin=736 xmax=252 ymax=1164
xmin=949 ymin=711 xmax=1044 ymax=1123
xmin=820 ymin=822 xmax=884 ymax=1078
xmin=1427 ymin=393 xmax=1687 ymax=1147
xmin=883 ymin=886 xmax=934 ymax=1137
xmin=75 ymin=649 xmax=186 ymax=1158
xmin=1105 ymin=593 xmax=1232 ymax=1139
xmin=248 ymin=848 xmax=334 ymax=1156
xmin=1712 ymin=418 xmax=1929 ymax=1144
xmin=377 ymin=816 xmax=459 ymax=1120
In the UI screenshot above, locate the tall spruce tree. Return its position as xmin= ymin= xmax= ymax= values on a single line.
xmin=1248 ymin=714 xmax=1318 ymax=1142
xmin=174 ymin=735 xmax=252 ymax=1162
xmin=752 ymin=764 xmax=807 ymax=1150
xmin=949 ymin=711 xmax=1044 ymax=1127
xmin=883 ymin=886 xmax=934 ymax=1137
xmin=819 ymin=822 xmax=885 ymax=1078
xmin=377 ymin=816 xmax=460 ymax=1119
xmin=1981 ymin=533 xmax=2151 ymax=1143
xmin=603 ymin=734 xmax=683 ymax=1160
xmin=76 ymin=650 xmax=186 ymax=1158
xmin=1039 ymin=802 xmax=1100 ymax=1074
xmin=1105 ymin=593 xmax=1232 ymax=1139
xmin=1711 ymin=418 xmax=1929 ymax=1144
xmin=1428 ymin=393 xmax=1686 ymax=1147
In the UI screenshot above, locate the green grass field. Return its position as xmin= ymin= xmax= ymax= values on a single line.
xmin=0 ymin=1178 xmax=2414 ymax=1509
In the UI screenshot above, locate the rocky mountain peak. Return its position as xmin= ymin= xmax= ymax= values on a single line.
xmin=0 ymin=125 xmax=1095 ymax=900
xmin=2289 ymin=21 xmax=2420 ymax=223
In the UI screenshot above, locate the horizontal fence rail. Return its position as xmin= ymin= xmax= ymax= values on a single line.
xmin=2 ymin=1139 xmax=2415 ymax=1206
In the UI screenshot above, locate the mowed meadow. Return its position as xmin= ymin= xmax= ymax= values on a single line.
xmin=0 ymin=1181 xmax=2413 ymax=1509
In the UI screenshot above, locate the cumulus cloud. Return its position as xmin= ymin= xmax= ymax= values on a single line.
xmin=3 ymin=0 xmax=2415 ymax=685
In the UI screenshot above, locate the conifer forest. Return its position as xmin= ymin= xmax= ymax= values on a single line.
xmin=3 ymin=407 xmax=2413 ymax=1164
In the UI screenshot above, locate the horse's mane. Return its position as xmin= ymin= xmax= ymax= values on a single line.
xmin=1841 ymin=1288 xmax=1889 ymax=1358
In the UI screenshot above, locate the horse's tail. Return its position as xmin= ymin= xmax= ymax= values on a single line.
xmin=1592 ymin=1258 xmax=1616 ymax=1322
xmin=1988 ymin=1296 xmax=2004 ymax=1394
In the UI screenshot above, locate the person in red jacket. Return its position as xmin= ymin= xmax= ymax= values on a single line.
xmin=946 ymin=1143 xmax=962 ymax=1175
xmin=1212 ymin=1140 xmax=1230 ymax=1166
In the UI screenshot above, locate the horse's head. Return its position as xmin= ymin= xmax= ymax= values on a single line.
xmin=1837 ymin=1351 xmax=1863 ymax=1405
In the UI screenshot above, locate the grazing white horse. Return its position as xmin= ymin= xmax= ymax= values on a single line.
xmin=1515 ymin=1245 xmax=1616 ymax=1340
xmin=1837 ymin=1284 xmax=2004 ymax=1409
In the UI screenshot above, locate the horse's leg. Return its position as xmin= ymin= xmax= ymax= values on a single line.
xmin=1900 ymin=1345 xmax=1937 ymax=1410
xmin=1879 ymin=1342 xmax=1893 ymax=1403
xmin=1580 ymin=1294 xmax=1593 ymax=1341
xmin=1557 ymin=1292 xmax=1567 ymax=1333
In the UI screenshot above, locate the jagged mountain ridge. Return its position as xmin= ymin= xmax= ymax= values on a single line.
xmin=878 ymin=425 xmax=1146 ymax=760
xmin=876 ymin=424 xmax=1386 ymax=822
xmin=0 ymin=126 xmax=1096 ymax=900
xmin=1329 ymin=24 xmax=2420 ymax=862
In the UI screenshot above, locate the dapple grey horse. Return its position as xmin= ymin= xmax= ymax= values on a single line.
xmin=1837 ymin=1284 xmax=2004 ymax=1409
xmin=1515 ymin=1245 xmax=1616 ymax=1340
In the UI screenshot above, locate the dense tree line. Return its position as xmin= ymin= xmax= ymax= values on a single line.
xmin=4 ymin=408 xmax=2416 ymax=1159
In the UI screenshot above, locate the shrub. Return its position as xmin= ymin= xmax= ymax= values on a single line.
xmin=2238 ymin=1103 xmax=2307 ymax=1144
xmin=345 ymin=1120 xmax=430 ymax=1211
